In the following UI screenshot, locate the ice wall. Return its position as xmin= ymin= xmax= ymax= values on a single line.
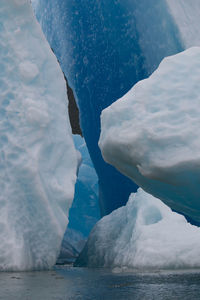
xmin=100 ymin=47 xmax=200 ymax=224
xmin=75 ymin=189 xmax=200 ymax=269
xmin=0 ymin=0 xmax=77 ymax=270
xmin=32 ymin=0 xmax=184 ymax=216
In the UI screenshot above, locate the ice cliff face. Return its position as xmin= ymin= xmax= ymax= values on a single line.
xmin=100 ymin=47 xmax=200 ymax=224
xmin=76 ymin=188 xmax=200 ymax=269
xmin=0 ymin=0 xmax=77 ymax=270
xmin=32 ymin=0 xmax=185 ymax=216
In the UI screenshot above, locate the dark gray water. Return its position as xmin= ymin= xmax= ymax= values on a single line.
xmin=1 ymin=266 xmax=200 ymax=300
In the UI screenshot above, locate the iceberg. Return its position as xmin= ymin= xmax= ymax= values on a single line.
xmin=0 ymin=0 xmax=77 ymax=270
xmin=99 ymin=47 xmax=200 ymax=224
xmin=76 ymin=188 xmax=200 ymax=269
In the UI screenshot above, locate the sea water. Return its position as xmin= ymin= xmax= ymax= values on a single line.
xmin=1 ymin=266 xmax=200 ymax=300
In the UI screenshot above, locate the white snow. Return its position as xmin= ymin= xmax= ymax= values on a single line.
xmin=79 ymin=189 xmax=200 ymax=269
xmin=0 ymin=0 xmax=77 ymax=270
xmin=99 ymin=47 xmax=200 ymax=223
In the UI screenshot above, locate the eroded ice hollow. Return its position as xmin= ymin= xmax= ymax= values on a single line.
xmin=0 ymin=0 xmax=77 ymax=270
xmin=99 ymin=47 xmax=200 ymax=224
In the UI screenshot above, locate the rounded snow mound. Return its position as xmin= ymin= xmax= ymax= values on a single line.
xmin=99 ymin=47 xmax=200 ymax=223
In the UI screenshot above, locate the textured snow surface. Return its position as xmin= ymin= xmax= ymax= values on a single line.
xmin=0 ymin=0 xmax=77 ymax=270
xmin=100 ymin=47 xmax=200 ymax=223
xmin=76 ymin=189 xmax=200 ymax=269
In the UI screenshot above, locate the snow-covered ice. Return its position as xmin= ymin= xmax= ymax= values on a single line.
xmin=76 ymin=188 xmax=200 ymax=269
xmin=99 ymin=47 xmax=200 ymax=223
xmin=0 ymin=0 xmax=77 ymax=270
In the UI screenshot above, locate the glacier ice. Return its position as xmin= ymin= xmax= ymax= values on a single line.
xmin=76 ymin=188 xmax=200 ymax=269
xmin=32 ymin=0 xmax=187 ymax=216
xmin=0 ymin=0 xmax=77 ymax=270
xmin=32 ymin=0 xmax=200 ymax=217
xmin=100 ymin=47 xmax=200 ymax=224
xmin=58 ymin=135 xmax=100 ymax=263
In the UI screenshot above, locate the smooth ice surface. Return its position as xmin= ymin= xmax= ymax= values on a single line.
xmin=100 ymin=47 xmax=200 ymax=223
xmin=76 ymin=189 xmax=200 ymax=269
xmin=0 ymin=0 xmax=77 ymax=270
xmin=31 ymin=0 xmax=184 ymax=216
xmin=167 ymin=0 xmax=200 ymax=48
xmin=58 ymin=135 xmax=100 ymax=263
